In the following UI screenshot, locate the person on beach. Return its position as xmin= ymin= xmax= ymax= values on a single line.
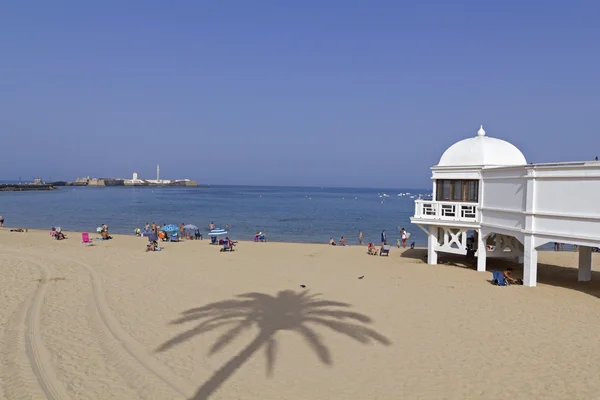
xmin=209 ymin=222 xmax=215 ymax=231
xmin=179 ymin=223 xmax=185 ymax=239
xmin=329 ymin=237 xmax=336 ymax=246
xmin=400 ymin=228 xmax=407 ymax=248
xmin=359 ymin=231 xmax=363 ymax=245
xmin=503 ymin=268 xmax=522 ymax=285
xmin=381 ymin=230 xmax=387 ymax=245
xmin=145 ymin=222 xmax=150 ymax=232
xmin=339 ymin=237 xmax=346 ymax=246
xmin=195 ymin=229 xmax=202 ymax=240
xmin=151 ymin=222 xmax=156 ymax=231
xmin=367 ymin=242 xmax=378 ymax=255
xmin=0 ymin=215 xmax=4 ymax=227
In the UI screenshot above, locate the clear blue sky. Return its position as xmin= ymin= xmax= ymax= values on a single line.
xmin=1 ymin=1 xmax=598 ymax=188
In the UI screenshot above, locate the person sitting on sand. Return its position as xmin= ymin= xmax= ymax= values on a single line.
xmin=146 ymin=240 xmax=161 ymax=252
xmin=329 ymin=237 xmax=336 ymax=246
xmin=503 ymin=268 xmax=522 ymax=285
xmin=225 ymin=237 xmax=237 ymax=247
xmin=367 ymin=243 xmax=378 ymax=255
xmin=55 ymin=231 xmax=67 ymax=240
xmin=339 ymin=236 xmax=346 ymax=246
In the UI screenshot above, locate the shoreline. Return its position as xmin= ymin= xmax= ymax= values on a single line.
xmin=0 ymin=226 xmax=427 ymax=248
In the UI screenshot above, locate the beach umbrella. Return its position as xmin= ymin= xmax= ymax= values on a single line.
xmin=208 ymin=228 xmax=228 ymax=236
xmin=161 ymin=224 xmax=179 ymax=232
xmin=184 ymin=224 xmax=198 ymax=231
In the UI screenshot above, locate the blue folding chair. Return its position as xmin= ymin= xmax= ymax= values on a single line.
xmin=492 ymin=270 xmax=507 ymax=286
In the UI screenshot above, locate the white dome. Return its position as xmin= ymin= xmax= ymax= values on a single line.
xmin=437 ymin=126 xmax=527 ymax=167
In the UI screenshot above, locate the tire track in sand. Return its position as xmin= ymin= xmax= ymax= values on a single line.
xmin=69 ymin=256 xmax=196 ymax=398
xmin=0 ymin=254 xmax=70 ymax=400
xmin=1 ymin=247 xmax=197 ymax=399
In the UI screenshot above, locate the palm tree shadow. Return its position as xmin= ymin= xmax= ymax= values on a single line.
xmin=156 ymin=290 xmax=391 ymax=400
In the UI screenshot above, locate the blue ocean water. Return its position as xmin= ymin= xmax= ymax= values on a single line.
xmin=0 ymin=185 xmax=430 ymax=245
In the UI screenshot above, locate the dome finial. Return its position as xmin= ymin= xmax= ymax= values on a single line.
xmin=477 ymin=125 xmax=486 ymax=137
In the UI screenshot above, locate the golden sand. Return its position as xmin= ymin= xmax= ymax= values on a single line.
xmin=1 ymin=228 xmax=600 ymax=399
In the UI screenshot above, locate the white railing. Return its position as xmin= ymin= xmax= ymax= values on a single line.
xmin=413 ymin=200 xmax=479 ymax=222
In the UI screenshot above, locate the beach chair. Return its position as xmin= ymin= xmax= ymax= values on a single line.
xmin=82 ymin=232 xmax=94 ymax=245
xmin=492 ymin=270 xmax=508 ymax=286
xmin=380 ymin=245 xmax=390 ymax=256
xmin=170 ymin=232 xmax=179 ymax=242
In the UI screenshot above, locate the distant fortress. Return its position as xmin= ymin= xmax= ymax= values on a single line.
xmin=53 ymin=165 xmax=202 ymax=187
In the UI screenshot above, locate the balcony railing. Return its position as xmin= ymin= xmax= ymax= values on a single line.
xmin=413 ymin=200 xmax=479 ymax=222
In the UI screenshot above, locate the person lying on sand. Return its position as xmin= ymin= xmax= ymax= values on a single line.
xmin=503 ymin=268 xmax=522 ymax=285
xmin=10 ymin=228 xmax=27 ymax=232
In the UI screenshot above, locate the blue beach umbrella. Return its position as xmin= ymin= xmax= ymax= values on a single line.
xmin=184 ymin=224 xmax=199 ymax=231
xmin=161 ymin=224 xmax=179 ymax=232
xmin=208 ymin=228 xmax=228 ymax=236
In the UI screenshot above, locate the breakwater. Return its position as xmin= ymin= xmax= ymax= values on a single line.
xmin=0 ymin=184 xmax=56 ymax=191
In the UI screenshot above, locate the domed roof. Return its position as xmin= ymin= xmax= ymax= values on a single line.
xmin=437 ymin=126 xmax=527 ymax=167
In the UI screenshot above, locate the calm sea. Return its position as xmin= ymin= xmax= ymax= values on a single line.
xmin=0 ymin=185 xmax=430 ymax=245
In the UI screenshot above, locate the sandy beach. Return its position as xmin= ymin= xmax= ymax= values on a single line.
xmin=2 ymin=228 xmax=600 ymax=400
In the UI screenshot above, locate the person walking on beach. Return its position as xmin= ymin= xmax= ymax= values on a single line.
xmin=359 ymin=231 xmax=363 ymax=245
xmin=381 ymin=230 xmax=387 ymax=245
xmin=145 ymin=222 xmax=150 ymax=232
xmin=209 ymin=222 xmax=215 ymax=231
xmin=225 ymin=224 xmax=229 ymax=232
xmin=0 ymin=216 xmax=4 ymax=227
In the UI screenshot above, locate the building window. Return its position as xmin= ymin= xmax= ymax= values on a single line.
xmin=436 ymin=180 xmax=478 ymax=202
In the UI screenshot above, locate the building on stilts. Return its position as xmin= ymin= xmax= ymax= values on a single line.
xmin=411 ymin=125 xmax=600 ymax=287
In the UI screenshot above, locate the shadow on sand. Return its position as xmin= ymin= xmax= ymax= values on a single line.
xmin=157 ymin=290 xmax=391 ymax=400
xmin=401 ymin=249 xmax=600 ymax=299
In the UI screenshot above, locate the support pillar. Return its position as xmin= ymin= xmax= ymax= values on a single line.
xmin=427 ymin=227 xmax=438 ymax=265
xmin=523 ymin=235 xmax=538 ymax=287
xmin=476 ymin=229 xmax=486 ymax=272
xmin=578 ymin=246 xmax=592 ymax=282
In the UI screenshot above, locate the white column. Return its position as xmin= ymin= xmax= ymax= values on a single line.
xmin=523 ymin=235 xmax=538 ymax=287
xmin=428 ymin=226 xmax=438 ymax=265
xmin=578 ymin=246 xmax=592 ymax=282
xmin=476 ymin=230 xmax=486 ymax=272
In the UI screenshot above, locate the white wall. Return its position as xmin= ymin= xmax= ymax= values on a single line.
xmin=535 ymin=179 xmax=600 ymax=217
xmin=481 ymin=179 xmax=527 ymax=212
xmin=479 ymin=163 xmax=600 ymax=245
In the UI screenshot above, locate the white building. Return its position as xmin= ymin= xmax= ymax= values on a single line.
xmin=411 ymin=125 xmax=600 ymax=287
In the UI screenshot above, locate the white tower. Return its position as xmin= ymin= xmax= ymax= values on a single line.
xmin=157 ymin=165 xmax=160 ymax=182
